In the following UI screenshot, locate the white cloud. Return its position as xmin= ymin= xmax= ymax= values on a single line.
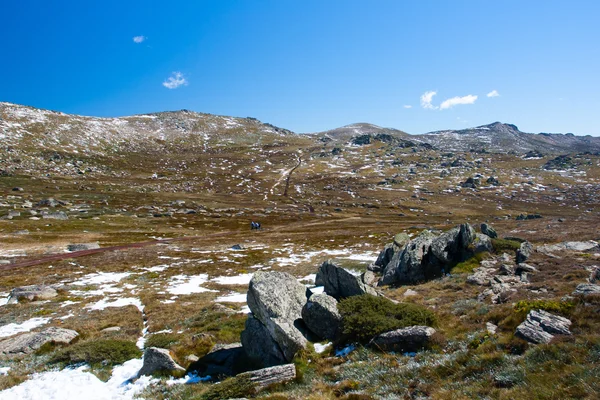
xmin=439 ymin=94 xmax=478 ymax=110
xmin=162 ymin=72 xmax=188 ymax=89
xmin=133 ymin=36 xmax=146 ymax=44
xmin=420 ymin=91 xmax=438 ymax=109
xmin=487 ymin=90 xmax=500 ymax=98
xmin=403 ymin=105 xmax=412 ymax=109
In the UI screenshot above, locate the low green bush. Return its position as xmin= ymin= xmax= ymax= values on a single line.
xmin=491 ymin=238 xmax=521 ymax=253
xmin=338 ymin=294 xmax=437 ymax=343
xmin=49 ymin=339 xmax=141 ymax=367
xmin=514 ymin=299 xmax=574 ymax=316
xmin=144 ymin=333 xmax=182 ymax=349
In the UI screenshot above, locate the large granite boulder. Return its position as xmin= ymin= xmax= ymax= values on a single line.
xmin=301 ymin=293 xmax=342 ymax=340
xmin=379 ymin=230 xmax=436 ymax=286
xmin=481 ymin=223 xmax=498 ymax=239
xmin=316 ymin=260 xmax=377 ymax=299
xmin=137 ymin=347 xmax=185 ymax=377
xmin=186 ymin=343 xmax=250 ymax=379
xmin=515 ymin=310 xmax=572 ymax=344
xmin=241 ymin=315 xmax=287 ymax=368
xmin=368 ymin=326 xmax=436 ymax=352
xmin=0 ymin=327 xmax=79 ymax=356
xmin=243 ymin=271 xmax=310 ymax=367
xmin=8 ymin=285 xmax=58 ymax=304
xmin=430 ymin=223 xmax=475 ymax=266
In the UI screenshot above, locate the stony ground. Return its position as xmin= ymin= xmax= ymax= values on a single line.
xmin=1 ymin=124 xmax=600 ymax=399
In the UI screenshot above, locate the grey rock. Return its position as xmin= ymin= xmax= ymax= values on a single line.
xmin=67 ymin=242 xmax=100 ymax=252
xmin=301 ymin=293 xmax=342 ymax=340
xmin=42 ymin=211 xmax=68 ymax=220
xmin=473 ymin=233 xmax=494 ymax=254
xmin=573 ymin=283 xmax=600 ymax=296
xmin=516 ymin=241 xmax=533 ymax=263
xmin=368 ymin=326 xmax=436 ymax=352
xmin=429 ymin=223 xmax=475 ymax=266
xmin=499 ymin=264 xmax=515 ymax=275
xmin=237 ymin=363 xmax=296 ymax=391
xmin=393 ymin=233 xmax=411 ymax=248
xmin=537 ymin=241 xmax=599 ymax=255
xmin=240 ymin=315 xmax=287 ymax=368
xmin=481 ymin=223 xmax=498 ymax=239
xmin=515 ymin=310 xmax=572 ymax=344
xmin=516 ymin=263 xmax=538 ymax=274
xmin=379 ymin=230 xmax=435 ymax=286
xmin=137 ymin=347 xmax=185 ymax=377
xmin=317 ymin=260 xmax=377 ymax=299
xmin=486 ymin=322 xmax=498 ymax=335
xmin=361 ymin=270 xmax=379 ymax=287
xmin=8 ymin=285 xmax=58 ymax=304
xmin=0 ymin=327 xmax=79 ymax=356
xmin=590 ymin=268 xmax=600 ymax=284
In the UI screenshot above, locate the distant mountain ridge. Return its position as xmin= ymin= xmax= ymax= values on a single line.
xmin=1 ymin=102 xmax=598 ymax=155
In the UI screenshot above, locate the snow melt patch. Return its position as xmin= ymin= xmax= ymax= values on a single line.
xmin=314 ymin=342 xmax=332 ymax=354
xmin=167 ymin=274 xmax=216 ymax=295
xmin=86 ymin=297 xmax=144 ymax=312
xmin=0 ymin=317 xmax=50 ymax=338
xmin=211 ymin=273 xmax=253 ymax=285
xmin=0 ymin=359 xmax=155 ymax=400
xmin=214 ymin=292 xmax=247 ymax=303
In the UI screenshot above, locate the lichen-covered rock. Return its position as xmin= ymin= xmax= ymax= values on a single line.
xmin=379 ymin=230 xmax=436 ymax=286
xmin=368 ymin=326 xmax=436 ymax=352
xmin=7 ymin=285 xmax=58 ymax=304
xmin=316 ymin=260 xmax=377 ymax=299
xmin=301 ymin=293 xmax=342 ymax=340
xmin=573 ymin=283 xmax=600 ymax=296
xmin=515 ymin=310 xmax=571 ymax=344
xmin=137 ymin=347 xmax=185 ymax=377
xmin=0 ymin=327 xmax=79 ymax=356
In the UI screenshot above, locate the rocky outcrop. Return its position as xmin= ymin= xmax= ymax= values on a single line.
xmin=378 ymin=224 xmax=478 ymax=286
xmin=515 ymin=310 xmax=572 ymax=344
xmin=316 ymin=260 xmax=377 ymax=299
xmin=0 ymin=327 xmax=79 ymax=356
xmin=537 ymin=241 xmax=599 ymax=256
xmin=137 ymin=347 xmax=185 ymax=377
xmin=67 ymin=243 xmax=100 ymax=252
xmin=242 ymin=271 xmax=310 ymax=367
xmin=368 ymin=326 xmax=436 ymax=352
xmin=301 ymin=293 xmax=342 ymax=340
xmin=7 ymin=285 xmax=58 ymax=303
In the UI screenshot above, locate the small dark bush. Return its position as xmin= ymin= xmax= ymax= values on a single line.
xmin=338 ymin=294 xmax=437 ymax=343
xmin=50 ymin=339 xmax=141 ymax=367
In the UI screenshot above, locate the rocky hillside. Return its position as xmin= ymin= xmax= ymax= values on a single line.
xmin=416 ymin=122 xmax=600 ymax=153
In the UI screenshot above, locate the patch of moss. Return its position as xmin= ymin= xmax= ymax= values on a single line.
xmin=514 ymin=299 xmax=574 ymax=316
xmin=338 ymin=294 xmax=437 ymax=343
xmin=49 ymin=339 xmax=141 ymax=367
xmin=452 ymin=252 xmax=490 ymax=274
xmin=491 ymin=238 xmax=521 ymax=253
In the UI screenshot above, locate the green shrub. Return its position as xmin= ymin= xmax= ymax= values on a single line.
xmin=338 ymin=294 xmax=437 ymax=343
xmin=144 ymin=333 xmax=182 ymax=349
xmin=198 ymin=375 xmax=256 ymax=400
xmin=514 ymin=299 xmax=574 ymax=316
xmin=452 ymin=252 xmax=489 ymax=274
xmin=491 ymin=238 xmax=521 ymax=253
xmin=49 ymin=339 xmax=141 ymax=367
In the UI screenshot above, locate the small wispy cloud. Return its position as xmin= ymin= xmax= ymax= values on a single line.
xmin=403 ymin=105 xmax=412 ymax=109
xmin=133 ymin=35 xmax=146 ymax=44
xmin=439 ymin=94 xmax=478 ymax=110
xmin=162 ymin=72 xmax=188 ymax=89
xmin=420 ymin=91 xmax=438 ymax=109
xmin=487 ymin=90 xmax=500 ymax=98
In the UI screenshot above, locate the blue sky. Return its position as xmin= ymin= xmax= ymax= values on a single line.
xmin=1 ymin=1 xmax=599 ymax=135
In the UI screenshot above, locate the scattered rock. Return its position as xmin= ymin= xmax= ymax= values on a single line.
xmin=0 ymin=327 xmax=79 ymax=356
xmin=137 ymin=347 xmax=185 ymax=377
xmin=67 ymin=242 xmax=100 ymax=252
xmin=573 ymin=283 xmax=600 ymax=296
xmin=480 ymin=223 xmax=498 ymax=239
xmin=516 ymin=241 xmax=533 ymax=263
xmin=537 ymin=241 xmax=599 ymax=255
xmin=516 ymin=213 xmax=542 ymax=221
xmin=461 ymin=177 xmax=478 ymax=189
xmin=368 ymin=326 xmax=436 ymax=352
xmin=316 ymin=260 xmax=377 ymax=299
xmin=231 ymin=244 xmax=244 ymax=250
xmin=515 ymin=310 xmax=572 ymax=344
xmin=486 ymin=322 xmax=498 ymax=335
xmin=8 ymin=285 xmax=58 ymax=303
xmin=301 ymin=293 xmax=342 ymax=341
